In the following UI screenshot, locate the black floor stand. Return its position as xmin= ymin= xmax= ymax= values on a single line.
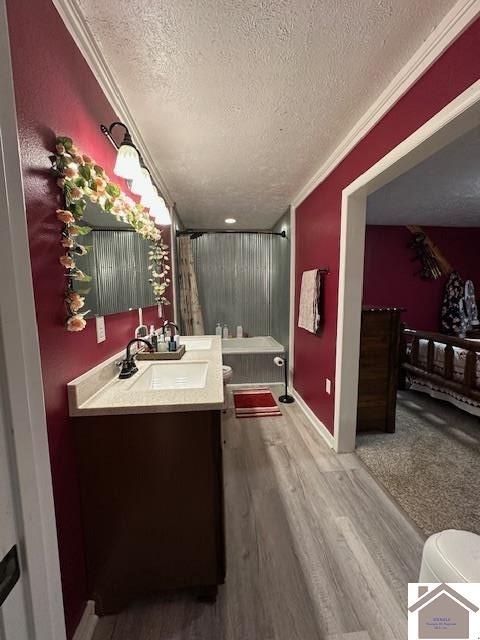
xmin=279 ymin=356 xmax=294 ymax=404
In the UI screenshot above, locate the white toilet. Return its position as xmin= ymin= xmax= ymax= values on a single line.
xmin=222 ymin=365 xmax=233 ymax=385
xmin=419 ymin=530 xmax=480 ymax=582
xmin=222 ymin=365 xmax=233 ymax=410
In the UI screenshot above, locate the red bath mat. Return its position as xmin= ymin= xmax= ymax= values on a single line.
xmin=233 ymin=388 xmax=282 ymax=418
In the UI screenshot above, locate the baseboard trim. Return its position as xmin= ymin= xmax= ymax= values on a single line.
xmin=72 ymin=601 xmax=98 ymax=640
xmin=291 ymin=388 xmax=335 ymax=449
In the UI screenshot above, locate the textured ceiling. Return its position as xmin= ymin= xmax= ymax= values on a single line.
xmin=76 ymin=0 xmax=455 ymax=229
xmin=367 ymin=126 xmax=480 ymax=226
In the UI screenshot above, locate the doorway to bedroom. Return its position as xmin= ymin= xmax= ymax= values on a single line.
xmin=357 ymin=124 xmax=480 ymax=536
xmin=335 ymin=81 xmax=480 ymax=537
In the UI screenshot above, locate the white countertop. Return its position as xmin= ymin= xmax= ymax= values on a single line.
xmin=67 ymin=335 xmax=224 ymax=417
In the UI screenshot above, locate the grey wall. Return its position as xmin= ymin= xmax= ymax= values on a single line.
xmin=271 ymin=210 xmax=291 ymax=349
xmin=74 ymin=229 xmax=154 ymax=317
xmin=189 ymin=215 xmax=290 ymax=342
xmin=191 ymin=232 xmax=273 ymax=336
xmin=223 ymin=352 xmax=284 ymax=384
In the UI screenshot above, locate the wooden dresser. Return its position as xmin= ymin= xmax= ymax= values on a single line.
xmin=357 ymin=307 xmax=404 ymax=433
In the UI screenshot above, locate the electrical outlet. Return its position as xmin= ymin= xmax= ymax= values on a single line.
xmin=325 ymin=378 xmax=332 ymax=395
xmin=96 ymin=316 xmax=106 ymax=343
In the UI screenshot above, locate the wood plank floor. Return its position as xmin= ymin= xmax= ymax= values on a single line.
xmin=92 ymin=385 xmax=424 ymax=640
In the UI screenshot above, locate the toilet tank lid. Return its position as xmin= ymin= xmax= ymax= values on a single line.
xmin=425 ymin=530 xmax=480 ymax=582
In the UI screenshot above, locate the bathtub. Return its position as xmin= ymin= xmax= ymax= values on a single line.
xmin=222 ymin=336 xmax=285 ymax=384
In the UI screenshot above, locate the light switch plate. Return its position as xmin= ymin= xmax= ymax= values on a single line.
xmin=325 ymin=378 xmax=331 ymax=395
xmin=96 ymin=316 xmax=106 ymax=343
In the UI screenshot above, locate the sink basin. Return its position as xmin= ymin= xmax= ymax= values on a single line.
xmin=129 ymin=361 xmax=209 ymax=391
xmin=182 ymin=338 xmax=213 ymax=351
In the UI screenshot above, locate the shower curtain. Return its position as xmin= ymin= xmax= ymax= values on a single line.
xmin=178 ymin=236 xmax=205 ymax=335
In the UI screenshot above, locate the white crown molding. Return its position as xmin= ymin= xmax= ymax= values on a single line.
xmin=291 ymin=0 xmax=480 ymax=207
xmin=51 ymin=0 xmax=173 ymax=207
xmin=72 ymin=601 xmax=98 ymax=640
xmin=53 ymin=0 xmax=480 ymax=212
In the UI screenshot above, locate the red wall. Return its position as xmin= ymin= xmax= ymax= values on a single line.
xmin=294 ymin=19 xmax=480 ymax=434
xmin=6 ymin=0 xmax=171 ymax=636
xmin=363 ymin=225 xmax=480 ymax=331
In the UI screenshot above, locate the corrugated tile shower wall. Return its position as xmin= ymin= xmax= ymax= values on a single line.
xmin=190 ymin=220 xmax=290 ymax=345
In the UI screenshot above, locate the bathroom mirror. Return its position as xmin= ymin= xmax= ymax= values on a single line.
xmin=73 ymin=201 xmax=155 ymax=317
xmin=52 ymin=135 xmax=170 ymax=332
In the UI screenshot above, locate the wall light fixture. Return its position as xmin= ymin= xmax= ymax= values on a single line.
xmin=151 ymin=196 xmax=171 ymax=226
xmin=100 ymin=122 xmax=141 ymax=181
xmin=100 ymin=121 xmax=171 ymax=226
xmin=141 ymin=184 xmax=158 ymax=210
xmin=131 ymin=165 xmax=153 ymax=197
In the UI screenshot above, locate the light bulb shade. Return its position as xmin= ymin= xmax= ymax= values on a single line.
xmin=150 ymin=196 xmax=171 ymax=226
xmin=130 ymin=166 xmax=153 ymax=196
xmin=141 ymin=184 xmax=158 ymax=209
xmin=113 ymin=143 xmax=141 ymax=181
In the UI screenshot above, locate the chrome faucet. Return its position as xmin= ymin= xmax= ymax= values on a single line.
xmin=118 ymin=338 xmax=153 ymax=379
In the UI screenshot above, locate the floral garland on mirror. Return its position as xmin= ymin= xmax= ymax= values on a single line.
xmin=51 ymin=136 xmax=170 ymax=332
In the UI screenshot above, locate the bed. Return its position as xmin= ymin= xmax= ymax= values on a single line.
xmin=401 ymin=327 xmax=480 ymax=416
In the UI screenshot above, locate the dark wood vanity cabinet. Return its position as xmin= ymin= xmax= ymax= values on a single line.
xmin=357 ymin=307 xmax=404 ymax=433
xmin=73 ymin=409 xmax=225 ymax=615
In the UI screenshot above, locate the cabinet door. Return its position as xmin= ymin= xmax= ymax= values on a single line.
xmin=74 ymin=409 xmax=226 ymax=614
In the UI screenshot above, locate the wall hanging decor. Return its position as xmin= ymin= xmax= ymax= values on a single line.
xmin=407 ymin=225 xmax=452 ymax=280
xmin=51 ymin=136 xmax=170 ymax=332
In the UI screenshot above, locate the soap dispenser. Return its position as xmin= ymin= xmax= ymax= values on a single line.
xmin=215 ymin=322 xmax=222 ymax=336
xmin=157 ymin=333 xmax=167 ymax=352
xmin=222 ymin=324 xmax=229 ymax=339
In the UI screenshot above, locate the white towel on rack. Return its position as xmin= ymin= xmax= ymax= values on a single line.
xmin=298 ymin=269 xmax=322 ymax=334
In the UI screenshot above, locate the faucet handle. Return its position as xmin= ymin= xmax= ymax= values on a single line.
xmin=118 ymin=358 xmax=138 ymax=379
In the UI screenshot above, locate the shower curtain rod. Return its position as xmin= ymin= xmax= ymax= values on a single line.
xmin=176 ymin=229 xmax=287 ymax=238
